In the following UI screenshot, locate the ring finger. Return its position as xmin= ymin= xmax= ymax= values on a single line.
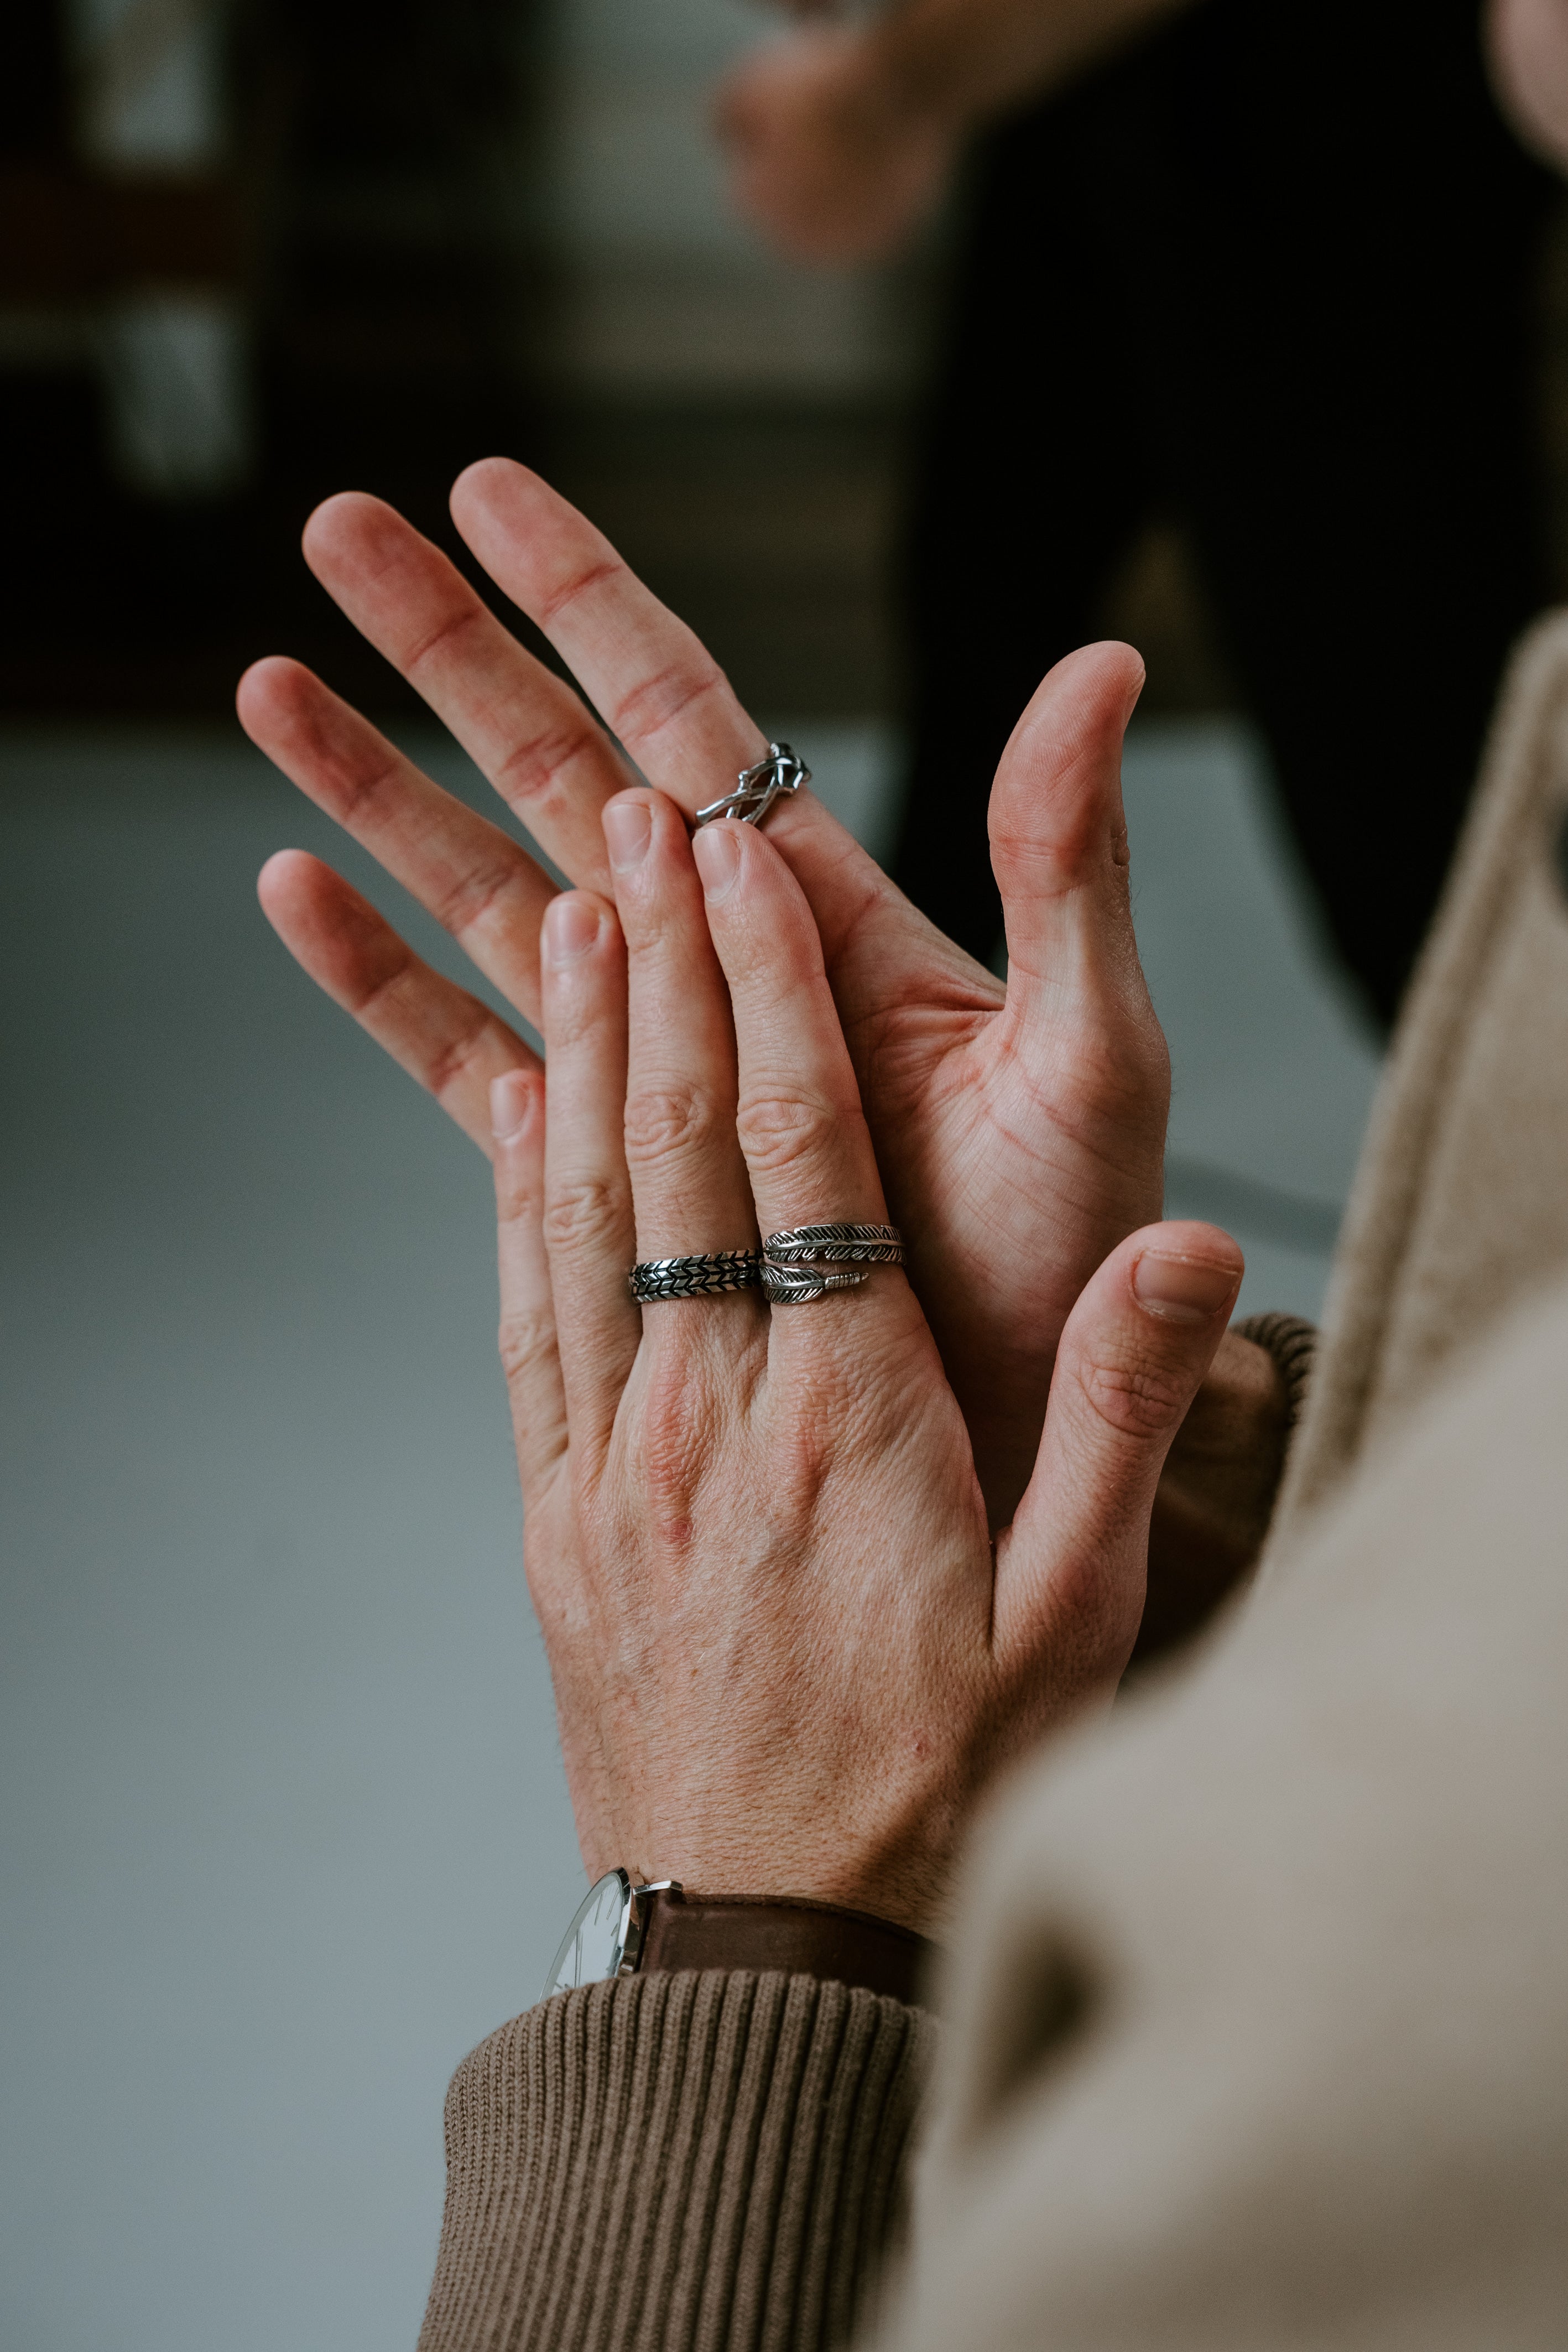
xmin=603 ymin=790 xmax=759 ymax=1300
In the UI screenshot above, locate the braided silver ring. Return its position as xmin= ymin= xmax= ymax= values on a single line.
xmin=761 ymin=1221 xmax=904 ymax=1305
xmin=694 ymin=742 xmax=810 ymax=830
xmin=629 ymin=1250 xmax=763 ymax=1304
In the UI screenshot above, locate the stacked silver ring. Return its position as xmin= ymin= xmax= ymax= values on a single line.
xmin=628 ymin=1224 xmax=903 ymax=1306
xmin=628 ymin=1250 xmax=762 ymax=1303
xmin=761 ymin=1222 xmax=904 ymax=1305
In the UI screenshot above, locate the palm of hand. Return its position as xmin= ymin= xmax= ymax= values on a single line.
xmin=240 ymin=463 xmax=1167 ymax=1526
xmin=836 ymin=912 xmax=1168 ymax=1520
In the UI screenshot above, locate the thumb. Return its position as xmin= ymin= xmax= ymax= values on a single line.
xmin=988 ymin=641 xmax=1161 ymax=1047
xmin=994 ymin=1220 xmax=1244 ymax=1688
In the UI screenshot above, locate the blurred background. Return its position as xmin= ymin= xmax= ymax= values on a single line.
xmin=2 ymin=2 xmax=1561 ymax=2345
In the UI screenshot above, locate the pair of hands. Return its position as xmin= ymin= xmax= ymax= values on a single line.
xmin=242 ymin=460 xmax=1254 ymax=1923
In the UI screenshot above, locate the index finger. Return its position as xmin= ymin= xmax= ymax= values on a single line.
xmin=447 ymin=463 xmax=893 ymax=939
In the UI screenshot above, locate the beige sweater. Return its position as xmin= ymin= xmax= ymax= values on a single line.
xmin=419 ymin=616 xmax=1568 ymax=2352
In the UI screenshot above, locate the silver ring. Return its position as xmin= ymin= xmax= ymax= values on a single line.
xmin=764 ymin=1222 xmax=904 ymax=1265
xmin=762 ymin=1262 xmax=872 ymax=1305
xmin=629 ymin=1250 xmax=762 ymax=1303
xmin=761 ymin=1221 xmax=904 ymax=1305
xmin=694 ymin=742 xmax=810 ymax=830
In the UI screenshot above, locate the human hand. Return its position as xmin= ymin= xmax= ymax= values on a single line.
xmin=492 ymin=782 xmax=1242 ymax=1924
xmin=240 ymin=462 xmax=1169 ymax=1528
xmin=715 ymin=27 xmax=956 ymax=264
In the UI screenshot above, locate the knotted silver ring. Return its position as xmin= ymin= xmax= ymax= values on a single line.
xmin=694 ymin=742 xmax=810 ymax=830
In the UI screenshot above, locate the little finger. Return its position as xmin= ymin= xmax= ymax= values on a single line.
xmin=539 ymin=892 xmax=640 ymax=1446
xmin=491 ymin=1069 xmax=567 ymax=1507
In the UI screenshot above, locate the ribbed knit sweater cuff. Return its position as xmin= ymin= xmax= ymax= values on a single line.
xmin=1233 ymin=1310 xmax=1319 ymax=1434
xmin=417 ymin=1969 xmax=937 ymax=2352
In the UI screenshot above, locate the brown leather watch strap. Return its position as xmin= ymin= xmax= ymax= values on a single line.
xmin=638 ymin=1887 xmax=935 ymax=2007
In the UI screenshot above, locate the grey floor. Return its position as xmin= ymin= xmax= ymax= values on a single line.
xmin=0 ymin=718 xmax=1380 ymax=2352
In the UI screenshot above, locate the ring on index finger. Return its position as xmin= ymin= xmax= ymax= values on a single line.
xmin=761 ymin=1222 xmax=904 ymax=1305
xmin=694 ymin=742 xmax=810 ymax=830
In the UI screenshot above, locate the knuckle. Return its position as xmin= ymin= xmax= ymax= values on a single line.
xmin=611 ymin=655 xmax=725 ymax=752
xmin=1074 ymin=1346 xmax=1191 ymax=1443
xmin=770 ymin=1402 xmax=835 ymax=1513
xmin=734 ymin=1083 xmax=850 ymax=1177
xmin=638 ymin=1355 xmax=713 ymax=1528
xmin=497 ymin=1305 xmax=557 ymax=1390
xmin=493 ymin=721 xmax=600 ymax=813
xmin=542 ymin=1175 xmax=625 ymax=1258
xmin=623 ymin=1083 xmax=723 ymax=1173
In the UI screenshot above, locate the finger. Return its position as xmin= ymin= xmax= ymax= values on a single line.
xmin=491 ymin=1068 xmax=567 ymax=1508
xmin=239 ymin=655 xmax=560 ymax=1031
xmin=447 ymin=460 xmax=904 ymax=957
xmin=539 ymin=892 xmax=640 ymax=1447
xmin=299 ymin=492 xmax=633 ymax=893
xmin=692 ymin=819 xmax=905 ymax=1324
xmin=304 ymin=473 xmax=946 ymax=1033
xmin=603 ymin=789 xmax=757 ymax=1269
xmin=452 ymin=456 xmax=765 ymax=795
xmin=988 ymin=641 xmax=1168 ymax=1086
xmin=257 ymin=851 xmax=538 ymax=1152
xmin=996 ymin=1221 xmax=1245 ymax=1683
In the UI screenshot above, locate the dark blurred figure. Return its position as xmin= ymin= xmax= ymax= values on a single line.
xmin=723 ymin=0 xmax=1555 ymax=1028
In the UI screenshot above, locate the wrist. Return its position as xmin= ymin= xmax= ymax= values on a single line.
xmin=546 ymin=1871 xmax=938 ymax=2007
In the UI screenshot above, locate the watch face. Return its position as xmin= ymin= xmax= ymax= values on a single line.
xmin=545 ymin=1870 xmax=634 ymax=1999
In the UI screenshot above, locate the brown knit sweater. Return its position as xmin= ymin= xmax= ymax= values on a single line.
xmin=418 ymin=1970 xmax=935 ymax=2352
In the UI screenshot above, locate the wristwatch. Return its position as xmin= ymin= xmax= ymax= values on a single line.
xmin=544 ymin=1869 xmax=935 ymax=2007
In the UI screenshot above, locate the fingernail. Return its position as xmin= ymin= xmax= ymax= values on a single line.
xmin=544 ymin=894 xmax=600 ymax=966
xmin=692 ymin=821 xmax=741 ymax=901
xmin=1133 ymin=1252 xmax=1238 ymax=1324
xmin=490 ymin=1069 xmax=534 ymax=1143
xmin=603 ymin=798 xmax=652 ymax=872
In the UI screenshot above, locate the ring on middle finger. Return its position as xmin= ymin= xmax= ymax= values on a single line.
xmin=761 ymin=1221 xmax=904 ymax=1305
